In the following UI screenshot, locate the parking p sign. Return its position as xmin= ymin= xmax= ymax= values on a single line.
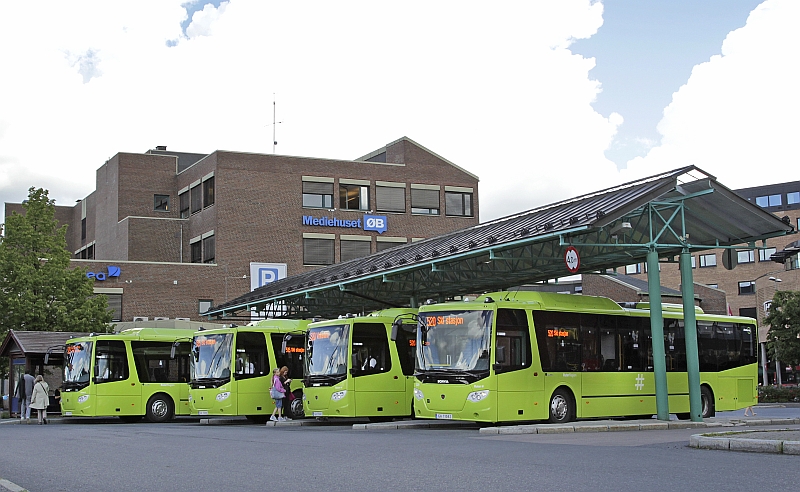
xmin=249 ymin=263 xmax=287 ymax=290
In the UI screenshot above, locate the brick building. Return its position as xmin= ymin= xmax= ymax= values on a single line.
xmin=4 ymin=137 xmax=480 ymax=322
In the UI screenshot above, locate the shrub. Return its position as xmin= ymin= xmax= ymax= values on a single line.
xmin=759 ymin=386 xmax=800 ymax=403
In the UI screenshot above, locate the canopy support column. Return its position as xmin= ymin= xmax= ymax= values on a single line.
xmin=647 ymin=248 xmax=670 ymax=421
xmin=680 ymin=251 xmax=703 ymax=421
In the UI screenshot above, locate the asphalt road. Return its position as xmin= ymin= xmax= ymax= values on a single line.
xmin=1 ymin=406 xmax=798 ymax=492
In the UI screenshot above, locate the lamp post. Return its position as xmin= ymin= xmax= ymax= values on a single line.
xmin=767 ymin=276 xmax=782 ymax=385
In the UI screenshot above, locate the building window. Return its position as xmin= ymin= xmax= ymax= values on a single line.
xmin=411 ymin=188 xmax=439 ymax=215
xmin=203 ymin=177 xmax=215 ymax=208
xmin=303 ymin=238 xmax=334 ymax=265
xmin=755 ymin=194 xmax=781 ymax=207
xmin=179 ymin=191 xmax=190 ymax=218
xmin=375 ymin=185 xmax=406 ymax=213
xmin=340 ymin=239 xmax=371 ymax=262
xmin=87 ymin=244 xmax=95 ymax=259
xmin=376 ymin=239 xmax=407 ymax=252
xmin=707 ymin=284 xmax=718 ymax=289
xmin=737 ymin=250 xmax=755 ymax=264
xmin=202 ymin=235 xmax=215 ymax=264
xmin=340 ymin=184 xmax=369 ymax=211
xmin=199 ymin=299 xmax=213 ymax=314
xmin=788 ymin=191 xmax=800 ymax=205
xmin=699 ymin=253 xmax=717 ymax=267
xmin=105 ymin=293 xmax=122 ymax=322
xmin=445 ymin=191 xmax=473 ymax=217
xmin=625 ymin=264 xmax=641 ymax=274
xmin=190 ymin=241 xmax=202 ymax=263
xmin=690 ymin=256 xmax=696 ymax=268
xmin=154 ymin=194 xmax=170 ymax=212
xmin=191 ymin=185 xmax=202 ymax=214
xmin=759 ymin=247 xmax=777 ymax=262
xmin=303 ymin=181 xmax=334 ymax=209
xmin=738 ymin=281 xmax=756 ymax=295
xmin=81 ymin=218 xmax=86 ymax=240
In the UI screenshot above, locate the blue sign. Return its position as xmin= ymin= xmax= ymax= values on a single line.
xmin=87 ymin=265 xmax=121 ymax=281
xmin=302 ymin=214 xmax=388 ymax=234
xmin=363 ymin=215 xmax=388 ymax=234
xmin=302 ymin=215 xmax=361 ymax=228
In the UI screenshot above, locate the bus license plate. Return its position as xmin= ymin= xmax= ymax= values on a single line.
xmin=64 ymin=412 xmax=72 ymax=416
xmin=198 ymin=410 xmax=208 ymax=416
xmin=313 ymin=411 xmax=323 ymax=417
xmin=435 ymin=413 xmax=453 ymax=420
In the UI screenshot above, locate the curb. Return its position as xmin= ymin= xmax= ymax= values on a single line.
xmin=477 ymin=417 xmax=800 ymax=436
xmin=0 ymin=477 xmax=28 ymax=492
xmin=690 ymin=430 xmax=800 ymax=454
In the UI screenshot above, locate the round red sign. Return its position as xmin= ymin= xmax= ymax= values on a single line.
xmin=564 ymin=246 xmax=580 ymax=273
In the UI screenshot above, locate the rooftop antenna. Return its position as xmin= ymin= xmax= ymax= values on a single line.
xmin=271 ymin=93 xmax=282 ymax=154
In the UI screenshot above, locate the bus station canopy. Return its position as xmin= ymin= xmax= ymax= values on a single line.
xmin=206 ymin=166 xmax=794 ymax=320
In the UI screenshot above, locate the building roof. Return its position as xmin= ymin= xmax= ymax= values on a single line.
xmin=207 ymin=166 xmax=793 ymax=320
xmin=0 ymin=330 xmax=88 ymax=357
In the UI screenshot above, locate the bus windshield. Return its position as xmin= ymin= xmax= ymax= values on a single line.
xmin=306 ymin=324 xmax=349 ymax=377
xmin=417 ymin=310 xmax=493 ymax=372
xmin=191 ymin=333 xmax=233 ymax=382
xmin=64 ymin=341 xmax=93 ymax=389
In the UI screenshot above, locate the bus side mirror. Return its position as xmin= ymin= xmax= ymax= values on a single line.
xmin=170 ymin=342 xmax=179 ymax=360
xmin=495 ymin=346 xmax=506 ymax=364
xmin=390 ymin=321 xmax=400 ymax=341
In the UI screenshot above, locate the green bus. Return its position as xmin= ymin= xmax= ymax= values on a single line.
xmin=304 ymin=308 xmax=417 ymax=421
xmin=188 ymin=319 xmax=310 ymax=421
xmin=413 ymin=291 xmax=758 ymax=423
xmin=61 ymin=328 xmax=196 ymax=423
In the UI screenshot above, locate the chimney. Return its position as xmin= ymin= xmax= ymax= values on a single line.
xmin=155 ymin=146 xmax=167 ymax=151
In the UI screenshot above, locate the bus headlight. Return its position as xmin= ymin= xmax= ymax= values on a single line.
xmin=466 ymin=390 xmax=489 ymax=403
xmin=77 ymin=395 xmax=89 ymax=404
xmin=414 ymin=388 xmax=424 ymax=400
xmin=216 ymin=392 xmax=231 ymax=401
xmin=331 ymin=390 xmax=347 ymax=401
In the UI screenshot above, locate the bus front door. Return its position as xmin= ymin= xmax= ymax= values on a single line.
xmin=94 ymin=341 xmax=140 ymax=416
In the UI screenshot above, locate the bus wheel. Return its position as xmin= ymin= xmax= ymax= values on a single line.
xmin=119 ymin=416 xmax=143 ymax=423
xmin=289 ymin=395 xmax=304 ymax=419
xmin=146 ymin=394 xmax=174 ymax=423
xmin=548 ymin=388 xmax=573 ymax=424
xmin=701 ymin=386 xmax=715 ymax=419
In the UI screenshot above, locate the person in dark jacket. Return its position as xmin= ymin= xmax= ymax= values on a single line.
xmin=15 ymin=371 xmax=35 ymax=424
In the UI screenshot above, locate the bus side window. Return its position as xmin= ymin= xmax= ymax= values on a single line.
xmin=494 ymin=309 xmax=531 ymax=374
xmin=394 ymin=324 xmax=416 ymax=376
xmin=235 ymin=332 xmax=267 ymax=379
xmin=351 ymin=323 xmax=391 ymax=375
xmin=94 ymin=340 xmax=129 ymax=382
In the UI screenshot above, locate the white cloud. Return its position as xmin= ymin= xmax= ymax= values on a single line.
xmin=0 ymin=1 xmax=621 ymax=222
xmin=624 ymin=0 xmax=799 ymax=190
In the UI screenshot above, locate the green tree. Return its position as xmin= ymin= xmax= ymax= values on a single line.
xmin=764 ymin=290 xmax=800 ymax=368
xmin=0 ymin=188 xmax=112 ymax=375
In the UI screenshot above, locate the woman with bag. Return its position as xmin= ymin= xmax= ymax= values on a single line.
xmin=279 ymin=366 xmax=293 ymax=420
xmin=269 ymin=368 xmax=286 ymax=422
xmin=30 ymin=375 xmax=50 ymax=425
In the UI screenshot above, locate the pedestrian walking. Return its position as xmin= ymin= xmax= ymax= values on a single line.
xmin=743 ymin=405 xmax=756 ymax=416
xmin=30 ymin=375 xmax=50 ymax=425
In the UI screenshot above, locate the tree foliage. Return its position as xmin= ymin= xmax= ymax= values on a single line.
xmin=764 ymin=290 xmax=800 ymax=368
xmin=0 ymin=188 xmax=112 ymax=368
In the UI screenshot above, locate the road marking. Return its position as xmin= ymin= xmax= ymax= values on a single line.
xmin=0 ymin=477 xmax=28 ymax=492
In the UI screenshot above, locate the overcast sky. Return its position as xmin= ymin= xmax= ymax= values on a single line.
xmin=1 ymin=0 xmax=796 ymax=222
